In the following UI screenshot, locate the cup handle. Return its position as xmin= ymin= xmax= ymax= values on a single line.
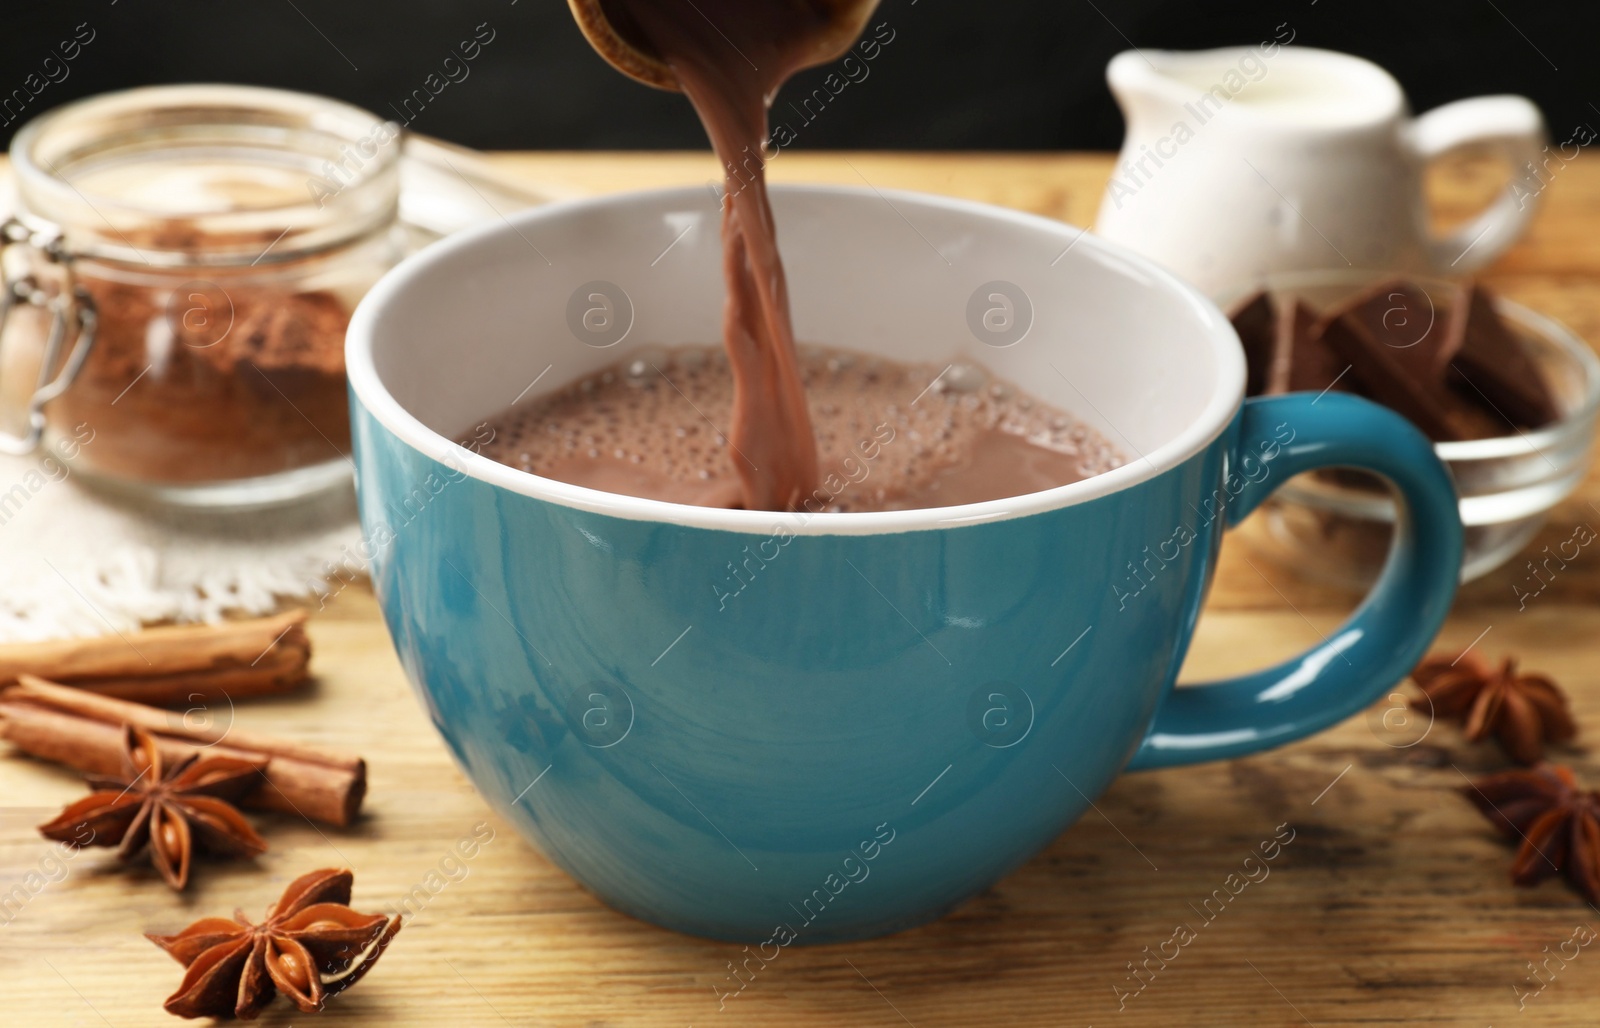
xmin=1126 ymin=393 xmax=1462 ymax=770
xmin=1410 ymin=95 xmax=1547 ymax=275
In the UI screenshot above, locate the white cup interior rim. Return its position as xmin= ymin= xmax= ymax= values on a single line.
xmin=346 ymin=184 xmax=1246 ymax=536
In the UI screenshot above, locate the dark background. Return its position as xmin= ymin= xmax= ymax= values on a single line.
xmin=2 ymin=1 xmax=1596 ymax=151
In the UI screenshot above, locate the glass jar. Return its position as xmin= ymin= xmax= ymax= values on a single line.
xmin=1 ymin=84 xmax=405 ymax=509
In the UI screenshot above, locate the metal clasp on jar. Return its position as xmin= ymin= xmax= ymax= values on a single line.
xmin=0 ymin=216 xmax=97 ymax=455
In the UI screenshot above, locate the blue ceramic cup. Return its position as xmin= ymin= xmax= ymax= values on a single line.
xmin=347 ymin=186 xmax=1461 ymax=943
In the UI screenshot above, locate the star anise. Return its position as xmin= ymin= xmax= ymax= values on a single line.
xmin=1410 ymin=653 xmax=1576 ymax=764
xmin=147 ymin=868 xmax=402 ymax=1020
xmin=1464 ymin=764 xmax=1600 ymax=906
xmin=37 ymin=725 xmax=267 ymax=890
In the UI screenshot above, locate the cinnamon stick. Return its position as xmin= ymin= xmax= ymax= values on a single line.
xmin=0 ymin=610 xmax=311 ymax=705
xmin=0 ymin=675 xmax=364 ymax=827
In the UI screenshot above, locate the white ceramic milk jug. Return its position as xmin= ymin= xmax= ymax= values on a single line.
xmin=1093 ymin=45 xmax=1547 ymax=294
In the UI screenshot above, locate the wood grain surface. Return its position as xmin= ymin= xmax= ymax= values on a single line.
xmin=3 ymin=152 xmax=1599 ymax=1027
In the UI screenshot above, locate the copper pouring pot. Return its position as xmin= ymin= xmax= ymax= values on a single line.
xmin=567 ymin=0 xmax=881 ymax=90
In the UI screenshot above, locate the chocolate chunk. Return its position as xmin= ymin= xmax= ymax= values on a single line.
xmin=1228 ymin=277 xmax=1558 ymax=443
xmin=1228 ymin=291 xmax=1276 ymax=396
xmin=1445 ymin=283 xmax=1559 ymax=428
xmin=1310 ymin=278 xmax=1504 ymax=440
xmin=1229 ymin=293 xmax=1342 ymax=396
xmin=1316 ymin=312 xmax=1464 ymax=440
xmin=1279 ymin=298 xmax=1340 ymax=395
xmin=1337 ymin=279 xmax=1459 ymax=381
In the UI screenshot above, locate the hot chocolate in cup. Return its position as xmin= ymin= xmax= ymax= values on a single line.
xmin=346 ymin=185 xmax=1463 ymax=942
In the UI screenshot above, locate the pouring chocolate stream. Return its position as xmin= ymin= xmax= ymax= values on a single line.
xmin=569 ymin=0 xmax=879 ymax=510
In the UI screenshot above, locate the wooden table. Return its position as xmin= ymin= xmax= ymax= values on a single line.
xmin=4 ymin=152 xmax=1600 ymax=1026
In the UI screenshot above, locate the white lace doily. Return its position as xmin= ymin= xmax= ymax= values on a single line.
xmin=0 ymin=450 xmax=363 ymax=642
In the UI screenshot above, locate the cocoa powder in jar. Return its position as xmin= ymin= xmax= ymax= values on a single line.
xmin=52 ymin=267 xmax=351 ymax=484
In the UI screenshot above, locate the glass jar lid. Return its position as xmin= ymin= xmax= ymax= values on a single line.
xmin=9 ymin=84 xmax=401 ymax=268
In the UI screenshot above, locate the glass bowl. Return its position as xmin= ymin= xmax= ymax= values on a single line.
xmin=1217 ymin=269 xmax=1600 ymax=587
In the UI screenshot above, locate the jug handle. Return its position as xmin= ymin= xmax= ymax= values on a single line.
xmin=1410 ymin=96 xmax=1547 ymax=275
